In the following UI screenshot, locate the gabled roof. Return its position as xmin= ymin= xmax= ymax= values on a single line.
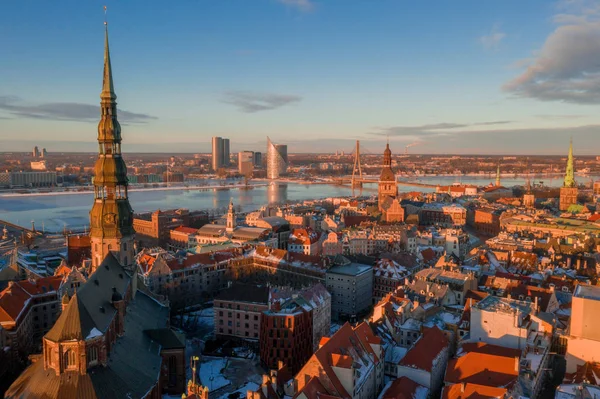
xmin=442 ymin=383 xmax=507 ymax=399
xmin=380 ymin=377 xmax=428 ymax=399
xmin=0 ymin=275 xmax=63 ymax=325
xmin=297 ymin=322 xmax=381 ymax=398
xmin=398 ymin=326 xmax=448 ymax=372
xmin=45 ymin=254 xmax=130 ymax=342
xmin=445 ymin=344 xmax=519 ymax=388
xmin=45 ymin=293 xmax=96 ymax=341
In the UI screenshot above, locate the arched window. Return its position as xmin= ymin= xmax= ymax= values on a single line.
xmin=87 ymin=346 xmax=98 ymax=366
xmin=63 ymin=349 xmax=76 ymax=369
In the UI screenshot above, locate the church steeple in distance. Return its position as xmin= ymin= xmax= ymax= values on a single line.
xmin=564 ymin=138 xmax=576 ymax=188
xmin=89 ymin=10 xmax=135 ymax=273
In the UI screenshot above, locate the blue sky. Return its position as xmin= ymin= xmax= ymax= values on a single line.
xmin=1 ymin=0 xmax=600 ymax=154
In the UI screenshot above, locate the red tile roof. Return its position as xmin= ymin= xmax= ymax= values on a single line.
xmin=445 ymin=348 xmax=519 ymax=388
xmin=442 ymin=383 xmax=507 ymax=399
xmin=381 ymin=377 xmax=427 ymax=399
xmin=296 ymin=322 xmax=382 ymax=398
xmin=0 ymin=276 xmax=62 ymax=325
xmin=331 ymin=353 xmax=353 ymax=368
xmin=399 ymin=326 xmax=448 ymax=372
xmin=172 ymin=226 xmax=198 ymax=235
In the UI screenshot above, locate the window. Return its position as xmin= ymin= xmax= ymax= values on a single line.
xmin=87 ymin=346 xmax=98 ymax=366
xmin=168 ymin=356 xmax=178 ymax=387
xmin=63 ymin=349 xmax=76 ymax=369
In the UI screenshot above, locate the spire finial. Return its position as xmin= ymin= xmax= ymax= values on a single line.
xmin=101 ymin=6 xmax=116 ymax=101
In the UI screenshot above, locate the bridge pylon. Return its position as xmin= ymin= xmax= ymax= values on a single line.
xmin=351 ymin=140 xmax=363 ymax=188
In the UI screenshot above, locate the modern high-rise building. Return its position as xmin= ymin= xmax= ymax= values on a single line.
xmin=267 ymin=137 xmax=288 ymax=179
xmin=32 ymin=146 xmax=40 ymax=158
xmin=41 ymin=148 xmax=47 ymax=158
xmin=560 ymin=139 xmax=578 ymax=211
xmin=222 ymin=138 xmax=230 ymax=167
xmin=253 ymin=151 xmax=262 ymax=166
xmin=89 ymin=24 xmax=135 ymax=273
xmin=238 ymin=151 xmax=254 ymax=175
xmin=211 ymin=136 xmax=230 ymax=170
xmin=212 ymin=136 xmax=224 ymax=171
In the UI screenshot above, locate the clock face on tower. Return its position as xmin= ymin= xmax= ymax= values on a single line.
xmin=104 ymin=213 xmax=117 ymax=225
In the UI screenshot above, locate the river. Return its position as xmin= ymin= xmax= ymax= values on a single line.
xmin=0 ymin=174 xmax=596 ymax=233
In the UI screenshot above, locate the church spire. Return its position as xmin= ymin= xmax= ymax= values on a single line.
xmin=89 ymin=10 xmax=135 ymax=273
xmin=564 ymin=138 xmax=576 ymax=188
xmin=101 ymin=23 xmax=116 ymax=101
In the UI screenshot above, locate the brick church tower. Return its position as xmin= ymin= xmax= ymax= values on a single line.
xmin=378 ymin=142 xmax=398 ymax=210
xmin=559 ymin=139 xmax=578 ymax=212
xmin=89 ymin=23 xmax=135 ymax=272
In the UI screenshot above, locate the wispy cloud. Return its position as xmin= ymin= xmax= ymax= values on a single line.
xmin=222 ymin=91 xmax=302 ymax=113
xmin=479 ymin=24 xmax=506 ymax=50
xmin=0 ymin=95 xmax=157 ymax=124
xmin=276 ymin=0 xmax=314 ymax=12
xmin=504 ymin=1 xmax=600 ymax=104
xmin=370 ymin=121 xmax=513 ymax=137
xmin=536 ymin=114 xmax=587 ymax=120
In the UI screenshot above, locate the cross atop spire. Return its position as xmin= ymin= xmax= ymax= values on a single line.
xmin=101 ymin=7 xmax=116 ymax=101
xmin=564 ymin=137 xmax=576 ymax=188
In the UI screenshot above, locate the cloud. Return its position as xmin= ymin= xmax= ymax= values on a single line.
xmin=222 ymin=91 xmax=302 ymax=113
xmin=504 ymin=3 xmax=600 ymax=104
xmin=276 ymin=0 xmax=314 ymax=12
xmin=536 ymin=114 xmax=587 ymax=119
xmin=479 ymin=24 xmax=506 ymax=50
xmin=370 ymin=121 xmax=513 ymax=137
xmin=0 ymin=95 xmax=157 ymax=124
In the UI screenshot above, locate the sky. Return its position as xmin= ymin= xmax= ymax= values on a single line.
xmin=1 ymin=0 xmax=600 ymax=155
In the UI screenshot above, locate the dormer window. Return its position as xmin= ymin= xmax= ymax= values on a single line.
xmin=87 ymin=346 xmax=98 ymax=367
xmin=63 ymin=349 xmax=77 ymax=370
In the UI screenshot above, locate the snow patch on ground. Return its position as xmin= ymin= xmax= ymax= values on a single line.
xmin=200 ymin=358 xmax=231 ymax=391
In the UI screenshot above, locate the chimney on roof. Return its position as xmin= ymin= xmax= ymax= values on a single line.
xmin=534 ymin=296 xmax=539 ymax=314
xmin=514 ymin=357 xmax=519 ymax=373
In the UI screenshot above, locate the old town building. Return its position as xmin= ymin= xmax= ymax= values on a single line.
xmin=378 ymin=143 xmax=398 ymax=212
xmin=260 ymin=297 xmax=314 ymax=374
xmin=214 ymin=282 xmax=270 ymax=341
xmin=134 ymin=209 xmax=208 ymax=248
xmin=137 ymin=248 xmax=235 ymax=310
xmin=419 ymin=204 xmax=466 ymax=227
xmin=560 ymin=139 xmax=578 ymax=211
xmin=0 ymin=276 xmax=63 ymax=377
xmin=5 ymin=254 xmax=185 ymax=399
xmin=326 ymin=256 xmax=373 ymax=321
xmin=294 ymin=322 xmax=385 ymax=399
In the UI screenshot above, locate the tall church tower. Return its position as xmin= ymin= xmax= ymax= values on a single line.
xmin=378 ymin=142 xmax=397 ymax=210
xmin=559 ymin=139 xmax=578 ymax=211
xmin=89 ymin=24 xmax=135 ymax=272
xmin=226 ymin=198 xmax=236 ymax=233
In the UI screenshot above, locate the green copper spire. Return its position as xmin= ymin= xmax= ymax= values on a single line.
xmin=495 ymin=163 xmax=500 ymax=187
xmin=101 ymin=23 xmax=116 ymax=101
xmin=564 ymin=138 xmax=576 ymax=188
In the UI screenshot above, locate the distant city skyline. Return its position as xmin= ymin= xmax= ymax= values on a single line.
xmin=2 ymin=0 xmax=600 ymax=154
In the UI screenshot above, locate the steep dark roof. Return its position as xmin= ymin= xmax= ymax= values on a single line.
xmin=46 ymin=254 xmax=130 ymax=342
xmin=145 ymin=328 xmax=185 ymax=349
xmin=6 ymin=254 xmax=171 ymax=399
xmin=215 ymin=282 xmax=270 ymax=304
